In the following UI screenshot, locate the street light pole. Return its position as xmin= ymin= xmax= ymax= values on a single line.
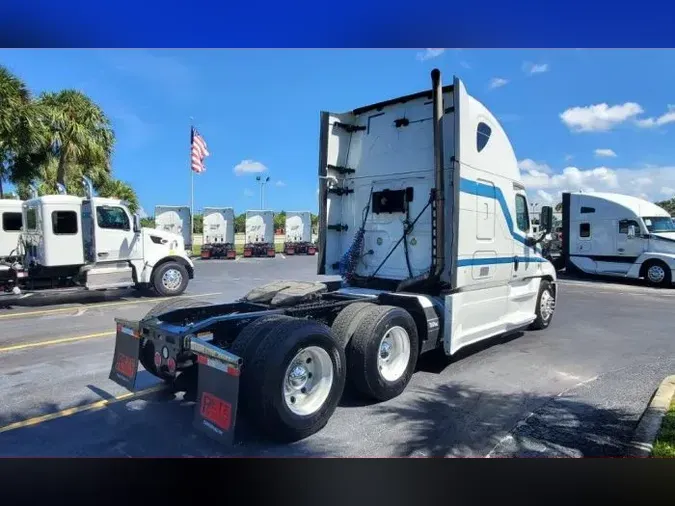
xmin=256 ymin=175 xmax=271 ymax=208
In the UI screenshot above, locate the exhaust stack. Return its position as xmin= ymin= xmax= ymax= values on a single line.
xmin=430 ymin=68 xmax=446 ymax=280
xmin=82 ymin=177 xmax=94 ymax=199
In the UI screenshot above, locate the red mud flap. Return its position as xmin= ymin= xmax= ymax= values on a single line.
xmin=243 ymin=248 xmax=252 ymax=257
xmin=201 ymin=249 xmax=211 ymax=259
xmin=307 ymin=247 xmax=316 ymax=255
xmin=189 ymin=337 xmax=242 ymax=445
xmin=108 ymin=319 xmax=142 ymax=391
xmin=226 ymin=250 xmax=236 ymax=259
xmin=285 ymin=247 xmax=295 ymax=255
xmin=267 ymin=248 xmax=276 ymax=257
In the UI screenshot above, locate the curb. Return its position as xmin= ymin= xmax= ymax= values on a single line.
xmin=626 ymin=375 xmax=675 ymax=457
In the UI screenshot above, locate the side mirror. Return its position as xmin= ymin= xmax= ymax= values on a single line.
xmin=540 ymin=206 xmax=553 ymax=233
xmin=627 ymin=225 xmax=636 ymax=239
xmin=133 ymin=214 xmax=141 ymax=233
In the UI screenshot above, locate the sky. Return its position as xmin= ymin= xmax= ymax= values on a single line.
xmin=2 ymin=49 xmax=675 ymax=216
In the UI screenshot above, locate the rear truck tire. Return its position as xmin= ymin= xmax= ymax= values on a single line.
xmin=346 ymin=305 xmax=420 ymax=402
xmin=643 ymin=260 xmax=672 ymax=288
xmin=331 ymin=301 xmax=377 ymax=349
xmin=241 ymin=318 xmax=346 ymax=442
xmin=140 ymin=298 xmax=213 ymax=381
xmin=528 ymin=279 xmax=556 ymax=330
xmin=152 ymin=261 xmax=189 ymax=297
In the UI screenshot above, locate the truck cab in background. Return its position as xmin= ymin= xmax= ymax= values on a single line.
xmin=1 ymin=179 xmax=194 ymax=300
xmin=0 ymin=199 xmax=23 ymax=261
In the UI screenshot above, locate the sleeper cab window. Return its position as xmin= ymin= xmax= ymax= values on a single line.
xmin=96 ymin=206 xmax=130 ymax=231
xmin=476 ymin=122 xmax=492 ymax=152
xmin=52 ymin=211 xmax=78 ymax=235
xmin=515 ymin=194 xmax=529 ymax=232
xmin=2 ymin=212 xmax=22 ymax=232
xmin=579 ymin=223 xmax=591 ymax=238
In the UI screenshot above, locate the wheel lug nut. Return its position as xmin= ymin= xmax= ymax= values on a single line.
xmin=290 ymin=396 xmax=296 ymax=403
xmin=301 ymin=387 xmax=307 ymax=393
xmin=306 ymin=357 xmax=312 ymax=364
xmin=308 ymin=373 xmax=312 ymax=378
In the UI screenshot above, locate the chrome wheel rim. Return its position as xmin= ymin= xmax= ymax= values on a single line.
xmin=377 ymin=326 xmax=411 ymax=382
xmin=648 ymin=265 xmax=666 ymax=284
xmin=540 ymin=288 xmax=555 ymax=321
xmin=283 ymin=346 xmax=334 ymax=416
xmin=161 ymin=268 xmax=183 ymax=291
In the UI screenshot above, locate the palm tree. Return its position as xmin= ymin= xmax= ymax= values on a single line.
xmin=0 ymin=65 xmax=44 ymax=198
xmin=37 ymin=90 xmax=115 ymax=188
xmin=97 ymin=178 xmax=140 ymax=213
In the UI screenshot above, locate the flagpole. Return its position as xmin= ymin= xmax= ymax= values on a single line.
xmin=190 ymin=118 xmax=194 ymax=247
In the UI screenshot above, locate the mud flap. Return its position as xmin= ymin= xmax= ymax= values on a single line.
xmin=108 ymin=319 xmax=142 ymax=391
xmin=190 ymin=338 xmax=242 ymax=445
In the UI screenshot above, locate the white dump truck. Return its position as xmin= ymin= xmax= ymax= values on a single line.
xmin=108 ymin=69 xmax=556 ymax=446
xmin=283 ymin=211 xmax=316 ymax=255
xmin=1 ymin=199 xmax=23 ymax=261
xmin=155 ymin=205 xmax=192 ymax=255
xmin=1 ymin=179 xmax=195 ymax=302
xmin=244 ymin=210 xmax=275 ymax=257
xmin=200 ymin=207 xmax=236 ymax=259
xmin=556 ymin=191 xmax=675 ymax=286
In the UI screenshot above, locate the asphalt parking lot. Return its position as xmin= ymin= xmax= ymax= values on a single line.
xmin=1 ymin=256 xmax=674 ymax=457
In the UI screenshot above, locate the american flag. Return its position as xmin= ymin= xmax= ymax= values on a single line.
xmin=191 ymin=126 xmax=209 ymax=173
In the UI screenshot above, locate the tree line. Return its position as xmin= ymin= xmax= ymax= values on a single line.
xmin=142 ymin=210 xmax=319 ymax=234
xmin=0 ymin=65 xmax=139 ymax=211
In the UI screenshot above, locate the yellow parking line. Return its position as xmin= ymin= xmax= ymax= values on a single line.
xmin=0 ymin=385 xmax=165 ymax=434
xmin=0 ymin=292 xmax=221 ymax=321
xmin=0 ymin=331 xmax=115 ymax=353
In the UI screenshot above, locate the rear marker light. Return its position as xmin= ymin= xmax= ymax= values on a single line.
xmin=162 ymin=346 xmax=169 ymax=359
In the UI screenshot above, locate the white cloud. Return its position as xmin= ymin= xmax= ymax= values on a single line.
xmin=635 ymin=105 xmax=675 ymax=128
xmin=522 ymin=62 xmax=549 ymax=75
xmin=275 ymin=180 xmax=286 ymax=187
xmin=518 ymin=158 xmax=553 ymax=174
xmin=594 ymin=148 xmax=617 ymax=158
xmin=416 ymin=48 xmax=445 ymax=61
xmin=560 ymin=102 xmax=644 ymax=132
xmin=524 ymin=164 xmax=675 ymax=206
xmin=536 ymin=189 xmax=554 ymax=203
xmin=489 ymin=77 xmax=509 ymax=89
xmin=233 ymin=159 xmax=268 ymax=175
xmin=243 ymin=189 xmax=254 ymax=197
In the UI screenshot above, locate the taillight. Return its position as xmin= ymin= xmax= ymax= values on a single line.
xmin=154 ymin=352 xmax=162 ymax=368
xmin=167 ymin=357 xmax=176 ymax=373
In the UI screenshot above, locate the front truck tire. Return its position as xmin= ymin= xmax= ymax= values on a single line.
xmin=140 ymin=298 xmax=214 ymax=380
xmin=152 ymin=261 xmax=189 ymax=297
xmin=528 ymin=279 xmax=556 ymax=330
xmin=346 ymin=305 xmax=420 ymax=402
xmin=642 ymin=260 xmax=672 ymax=288
xmin=233 ymin=317 xmax=346 ymax=442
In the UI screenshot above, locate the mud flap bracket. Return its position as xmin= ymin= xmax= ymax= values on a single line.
xmin=190 ymin=337 xmax=242 ymax=445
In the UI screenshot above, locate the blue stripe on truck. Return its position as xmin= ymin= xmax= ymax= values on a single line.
xmin=456 ymin=256 xmax=548 ymax=267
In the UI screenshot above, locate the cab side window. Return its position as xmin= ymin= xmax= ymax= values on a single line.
xmin=618 ymin=219 xmax=640 ymax=234
xmin=515 ymin=194 xmax=530 ymax=232
xmin=96 ymin=206 xmax=130 ymax=231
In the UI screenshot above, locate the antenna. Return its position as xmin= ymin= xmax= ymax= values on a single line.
xmin=56 ymin=183 xmax=67 ymax=195
xmin=82 ymin=177 xmax=94 ymax=199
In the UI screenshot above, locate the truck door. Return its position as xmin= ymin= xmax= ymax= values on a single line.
xmin=509 ymin=190 xmax=539 ymax=312
xmin=93 ymin=203 xmax=141 ymax=262
xmin=614 ymin=219 xmax=644 ymax=272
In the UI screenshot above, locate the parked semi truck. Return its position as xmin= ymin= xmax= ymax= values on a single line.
xmin=1 ymin=199 xmax=23 ymax=261
xmin=555 ymin=191 xmax=675 ymax=287
xmin=108 ymin=69 xmax=556 ymax=445
xmin=0 ymin=179 xmax=195 ymax=301
xmin=283 ymin=211 xmax=316 ymax=255
xmin=155 ymin=205 xmax=192 ymax=255
xmin=201 ymin=207 xmax=236 ymax=259
xmin=243 ymin=210 xmax=275 ymax=257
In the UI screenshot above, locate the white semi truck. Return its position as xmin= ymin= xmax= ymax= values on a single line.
xmin=0 ymin=199 xmax=23 ymax=261
xmin=155 ymin=205 xmax=192 ymax=256
xmin=108 ymin=69 xmax=556 ymax=446
xmin=243 ymin=210 xmax=275 ymax=257
xmin=200 ymin=207 xmax=236 ymax=259
xmin=556 ymin=191 xmax=675 ymax=286
xmin=283 ymin=211 xmax=316 ymax=255
xmin=1 ymin=179 xmax=195 ymax=302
